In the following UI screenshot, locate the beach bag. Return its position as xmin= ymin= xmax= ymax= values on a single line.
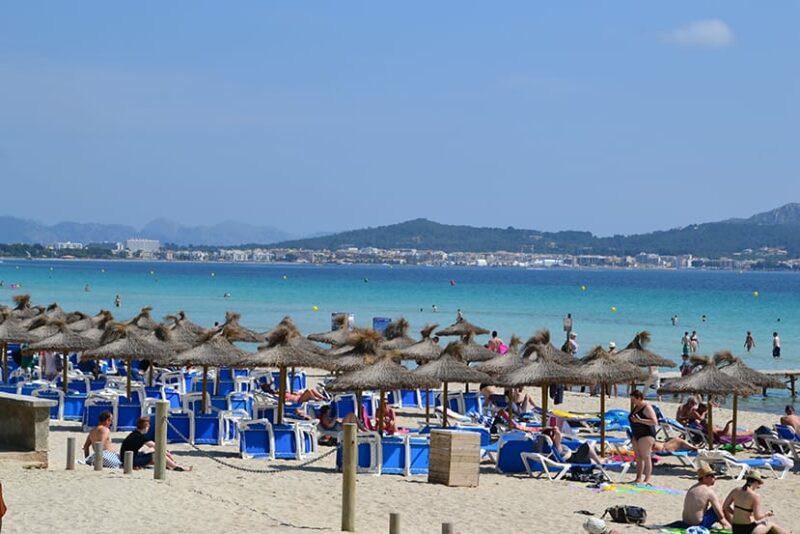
xmin=601 ymin=505 xmax=647 ymax=525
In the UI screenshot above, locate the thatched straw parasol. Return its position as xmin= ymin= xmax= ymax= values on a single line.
xmin=525 ymin=329 xmax=574 ymax=364
xmin=26 ymin=316 xmax=63 ymax=342
xmin=68 ymin=310 xmax=113 ymax=332
xmin=715 ymin=351 xmax=785 ymax=454
xmin=64 ymin=310 xmax=90 ymax=324
xmin=435 ymin=315 xmax=490 ymax=337
xmin=615 ymin=332 xmax=676 ymax=368
xmin=576 ymin=346 xmax=645 ymax=455
xmin=25 ymin=322 xmax=100 ymax=393
xmin=262 ymin=316 xmax=328 ymax=393
xmin=397 ymin=324 xmax=442 ymax=363
xmin=307 ymin=314 xmax=351 ymax=346
xmin=44 ymin=303 xmax=66 ymax=321
xmin=327 ymin=354 xmax=438 ymax=434
xmin=474 ymin=335 xmax=526 ymax=375
xmin=456 ymin=332 xmax=496 ymax=363
xmin=380 ymin=318 xmax=415 ymax=351
xmin=12 ymin=294 xmax=42 ymax=320
xmin=163 ymin=312 xmax=207 ymax=345
xmin=219 ymin=311 xmax=264 ymax=343
xmin=126 ymin=306 xmax=159 ymax=334
xmin=493 ymin=345 xmax=586 ymax=431
xmin=84 ymin=324 xmax=181 ymax=401
xmin=328 ymin=329 xmax=386 ymax=421
xmin=413 ymin=342 xmax=490 ymax=427
xmin=658 ymin=356 xmax=757 ymax=448
xmin=250 ymin=326 xmax=333 ymax=424
xmin=168 ymin=328 xmax=252 ymax=413
xmin=0 ymin=310 xmax=39 ymax=383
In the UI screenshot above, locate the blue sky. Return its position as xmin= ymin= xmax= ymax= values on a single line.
xmin=1 ymin=3 xmax=798 ymax=236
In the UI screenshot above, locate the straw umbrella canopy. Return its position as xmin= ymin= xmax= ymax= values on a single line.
xmin=67 ymin=310 xmax=110 ymax=332
xmin=83 ymin=324 xmax=181 ymax=401
xmin=219 ymin=311 xmax=265 ymax=343
xmin=381 ymin=318 xmax=415 ymax=350
xmin=11 ymin=294 xmax=42 ymax=320
xmin=327 ymin=354 xmax=438 ymax=434
xmin=714 ymin=351 xmax=784 ymax=454
xmin=25 ymin=322 xmax=100 ymax=392
xmin=658 ymin=356 xmax=757 ymax=448
xmin=126 ymin=306 xmax=159 ymax=335
xmin=0 ymin=310 xmax=39 ymax=383
xmin=494 ymin=346 xmax=587 ymax=431
xmin=330 ymin=328 xmax=385 ymax=364
xmin=397 ymin=324 xmax=442 ymax=363
xmin=262 ymin=316 xmax=329 ymax=393
xmin=163 ymin=312 xmax=207 ymax=345
xmin=44 ymin=303 xmax=67 ymax=321
xmin=413 ymin=342 xmax=490 ymax=427
xmin=457 ymin=332 xmax=496 ymax=363
xmin=474 ymin=335 xmax=526 ymax=375
xmin=435 ymin=316 xmax=490 ymax=337
xmin=615 ymin=332 xmax=676 ymax=368
xmin=168 ymin=328 xmax=252 ymax=413
xmin=575 ymin=346 xmax=646 ymax=455
xmin=26 ymin=316 xmax=64 ymax=342
xmin=524 ymin=329 xmax=574 ymax=364
xmin=249 ymin=326 xmax=334 ymax=424
xmin=307 ymin=314 xmax=351 ymax=346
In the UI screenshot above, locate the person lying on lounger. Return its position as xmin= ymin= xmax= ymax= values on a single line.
xmin=695 ymin=403 xmax=753 ymax=442
xmin=676 ymin=397 xmax=703 ymax=426
xmin=541 ymin=426 xmax=606 ymax=465
xmin=652 ymin=436 xmax=698 ymax=453
xmin=780 ymin=405 xmax=800 ymax=434
xmin=261 ymin=383 xmax=327 ymax=402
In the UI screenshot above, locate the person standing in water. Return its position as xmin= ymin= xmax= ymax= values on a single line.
xmin=744 ymin=331 xmax=755 ymax=353
xmin=690 ymin=331 xmax=699 ymax=353
xmin=772 ymin=332 xmax=781 ymax=358
xmin=114 ymin=294 xmax=121 ymax=308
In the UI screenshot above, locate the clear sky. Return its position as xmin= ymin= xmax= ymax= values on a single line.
xmin=1 ymin=3 xmax=798 ymax=237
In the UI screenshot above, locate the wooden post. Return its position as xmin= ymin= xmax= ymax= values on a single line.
xmin=442 ymin=523 xmax=454 ymax=534
xmin=600 ymin=384 xmax=606 ymax=457
xmin=341 ymin=423 xmax=357 ymax=532
xmin=389 ymin=513 xmax=401 ymax=534
xmin=63 ymin=351 xmax=69 ymax=394
xmin=277 ymin=366 xmax=287 ymax=425
xmin=541 ymin=384 xmax=549 ymax=427
xmin=148 ymin=364 xmax=154 ymax=387
xmin=507 ymin=389 xmax=514 ymax=431
xmin=290 ymin=366 xmax=296 ymax=394
xmin=442 ymin=381 xmax=449 ymax=428
xmin=425 ymin=389 xmax=430 ymax=424
xmin=154 ymin=400 xmax=168 ymax=480
xmin=93 ymin=442 xmax=103 ymax=471
xmin=707 ymin=402 xmax=714 ymax=449
xmin=202 ymin=365 xmax=209 ymax=414
xmin=791 ymin=375 xmax=797 ymax=398
xmin=126 ymin=357 xmax=132 ymax=401
xmin=66 ymin=437 xmax=75 ymax=470
xmin=1 ymin=341 xmax=7 ymax=384
xmin=731 ymin=395 xmax=738 ymax=456
xmin=123 ymin=450 xmax=134 ymax=474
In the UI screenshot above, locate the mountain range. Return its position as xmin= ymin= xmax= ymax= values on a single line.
xmin=2 ymin=203 xmax=800 ymax=258
xmin=0 ymin=216 xmax=292 ymax=247
xmin=275 ymin=203 xmax=800 ymax=258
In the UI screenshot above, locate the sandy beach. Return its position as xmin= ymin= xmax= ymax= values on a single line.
xmin=2 ymin=388 xmax=798 ymax=534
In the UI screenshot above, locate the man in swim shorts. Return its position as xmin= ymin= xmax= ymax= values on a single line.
xmin=681 ymin=466 xmax=731 ymax=529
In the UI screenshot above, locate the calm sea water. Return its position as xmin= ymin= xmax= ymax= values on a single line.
xmin=2 ymin=259 xmax=797 ymax=412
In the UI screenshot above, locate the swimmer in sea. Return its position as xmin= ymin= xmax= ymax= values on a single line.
xmin=84 ymin=284 xmax=91 ymax=292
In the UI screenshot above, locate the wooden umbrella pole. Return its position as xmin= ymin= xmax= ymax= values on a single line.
xmin=507 ymin=389 xmax=514 ymax=431
xmin=277 ymin=366 xmax=287 ymax=425
xmin=707 ymin=402 xmax=714 ymax=449
xmin=126 ymin=357 xmax=132 ymax=401
xmin=148 ymin=364 xmax=154 ymax=387
xmin=600 ymin=384 xmax=606 ymax=457
xmin=202 ymin=365 xmax=208 ymax=414
xmin=2 ymin=341 xmax=7 ymax=384
xmin=290 ymin=366 xmax=296 ymax=394
xmin=63 ymin=351 xmax=69 ymax=394
xmin=731 ymin=395 xmax=738 ymax=456
xmin=425 ymin=388 xmax=430 ymax=424
xmin=464 ymin=382 xmax=469 ymax=393
xmin=378 ymin=390 xmax=385 ymax=436
xmin=355 ymin=390 xmax=363 ymax=426
xmin=442 ymin=381 xmax=449 ymax=428
xmin=541 ymin=384 xmax=549 ymax=427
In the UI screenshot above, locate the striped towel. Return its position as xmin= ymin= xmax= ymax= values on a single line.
xmin=84 ymin=450 xmax=122 ymax=469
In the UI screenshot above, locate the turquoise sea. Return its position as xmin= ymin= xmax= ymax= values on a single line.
xmin=1 ymin=259 xmax=797 ymax=412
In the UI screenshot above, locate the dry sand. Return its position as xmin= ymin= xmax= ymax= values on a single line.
xmin=2 ymin=391 xmax=799 ymax=534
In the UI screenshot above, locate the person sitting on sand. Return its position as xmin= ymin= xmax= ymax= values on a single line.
xmin=681 ymin=466 xmax=731 ymax=529
xmin=121 ymin=417 xmax=191 ymax=472
xmin=722 ymin=471 xmax=793 ymax=534
xmin=676 ymin=397 xmax=702 ymax=426
xmin=82 ymin=411 xmax=121 ymax=468
xmin=780 ymin=405 xmax=800 ymax=434
xmin=695 ymin=403 xmax=753 ymax=442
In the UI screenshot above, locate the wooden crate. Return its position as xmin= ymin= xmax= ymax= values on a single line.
xmin=427 ymin=430 xmax=480 ymax=487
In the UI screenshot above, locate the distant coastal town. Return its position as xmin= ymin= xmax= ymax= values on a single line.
xmin=1 ymin=237 xmax=797 ymax=271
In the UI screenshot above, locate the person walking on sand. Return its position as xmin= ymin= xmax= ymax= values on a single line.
xmin=772 ymin=332 xmax=781 ymax=358
xmin=744 ymin=331 xmax=755 ymax=353
xmin=628 ymin=390 xmax=658 ymax=485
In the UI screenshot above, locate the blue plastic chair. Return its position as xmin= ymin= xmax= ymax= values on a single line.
xmin=63 ymin=393 xmax=87 ymax=421
xmin=194 ymin=413 xmax=221 ymax=445
xmin=239 ymin=420 xmax=273 ymax=459
xmin=496 ymin=432 xmax=536 ymax=473
xmin=117 ymin=403 xmax=143 ymax=431
xmin=381 ymin=436 xmax=406 ymax=475
xmin=408 ymin=436 xmax=430 ymax=475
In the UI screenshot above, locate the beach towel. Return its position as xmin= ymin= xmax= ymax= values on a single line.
xmin=660 ymin=529 xmax=731 ymax=534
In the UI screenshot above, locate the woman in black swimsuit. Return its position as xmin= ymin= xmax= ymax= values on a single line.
xmin=628 ymin=390 xmax=658 ymax=484
xmin=722 ymin=471 xmax=792 ymax=534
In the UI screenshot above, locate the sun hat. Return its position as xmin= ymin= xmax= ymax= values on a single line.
xmin=696 ymin=465 xmax=715 ymax=480
xmin=745 ymin=470 xmax=763 ymax=483
xmin=608 ymin=342 xmax=616 ymax=349
xmin=582 ymin=517 xmax=610 ymax=534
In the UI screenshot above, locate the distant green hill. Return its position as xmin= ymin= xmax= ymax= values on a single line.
xmin=276 ymin=203 xmax=800 ymax=258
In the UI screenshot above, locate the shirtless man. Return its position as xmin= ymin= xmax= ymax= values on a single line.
xmin=681 ymin=466 xmax=731 ymax=529
xmin=82 ymin=411 xmax=119 ymax=467
xmin=780 ymin=405 xmax=800 ymax=434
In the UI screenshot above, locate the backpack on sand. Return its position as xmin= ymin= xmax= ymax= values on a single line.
xmin=601 ymin=505 xmax=647 ymax=525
